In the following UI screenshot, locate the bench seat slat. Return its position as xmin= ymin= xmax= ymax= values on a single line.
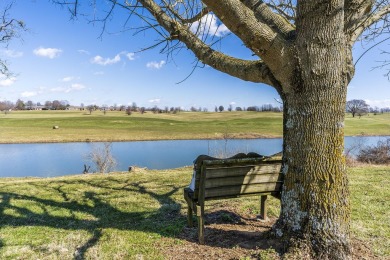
xmin=204 ymin=173 xmax=281 ymax=189
xmin=204 ymin=182 xmax=282 ymax=199
xmin=202 ymin=164 xmax=282 ymax=179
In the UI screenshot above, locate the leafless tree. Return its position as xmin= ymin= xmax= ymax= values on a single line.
xmin=346 ymin=99 xmax=370 ymax=117
xmin=87 ymin=142 xmax=117 ymax=173
xmin=53 ymin=0 xmax=390 ymax=258
xmin=0 ymin=1 xmax=26 ymax=77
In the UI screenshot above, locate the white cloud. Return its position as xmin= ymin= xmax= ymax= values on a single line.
xmin=21 ymin=91 xmax=38 ymax=98
xmin=94 ymin=71 xmax=104 ymax=75
xmin=365 ymin=99 xmax=390 ymax=108
xmin=78 ymin=49 xmax=90 ymax=55
xmin=91 ymin=54 xmax=121 ymax=65
xmin=146 ymin=60 xmax=166 ymax=69
xmin=149 ymin=98 xmax=161 ymax=103
xmin=229 ymin=102 xmax=236 ymax=105
xmin=2 ymin=49 xmax=23 ymax=58
xmin=0 ymin=76 xmax=16 ymax=87
xmin=91 ymin=52 xmax=135 ymax=66
xmin=50 ymin=83 xmax=86 ymax=93
xmin=190 ymin=14 xmax=230 ymax=37
xmin=33 ymin=47 xmax=63 ymax=59
xmin=126 ymin=52 xmax=135 ymax=60
xmin=61 ymin=76 xmax=74 ymax=82
xmin=71 ymin=83 xmax=86 ymax=90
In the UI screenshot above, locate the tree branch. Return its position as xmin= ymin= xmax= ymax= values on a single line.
xmin=241 ymin=0 xmax=295 ymax=38
xmin=346 ymin=1 xmax=390 ymax=44
xmin=0 ymin=1 xmax=27 ymax=77
xmin=138 ymin=0 xmax=280 ymax=87
xmin=201 ymin=0 xmax=294 ymax=91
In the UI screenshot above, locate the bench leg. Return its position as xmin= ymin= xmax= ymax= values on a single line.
xmin=260 ymin=195 xmax=268 ymax=220
xmin=187 ymin=205 xmax=193 ymax=227
xmin=198 ymin=206 xmax=205 ymax=244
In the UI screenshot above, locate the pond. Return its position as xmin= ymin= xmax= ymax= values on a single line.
xmin=0 ymin=136 xmax=388 ymax=178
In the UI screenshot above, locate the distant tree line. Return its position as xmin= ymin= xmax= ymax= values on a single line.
xmin=0 ymin=99 xmax=70 ymax=112
xmin=345 ymin=99 xmax=390 ymax=118
xmin=1 ymin=99 xmax=390 ymax=116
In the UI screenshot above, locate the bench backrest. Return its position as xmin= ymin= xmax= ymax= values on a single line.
xmin=193 ymin=157 xmax=283 ymax=202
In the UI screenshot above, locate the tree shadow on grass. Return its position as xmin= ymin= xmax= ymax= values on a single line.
xmin=0 ymin=178 xmax=283 ymax=258
xmin=0 ymin=179 xmax=184 ymax=259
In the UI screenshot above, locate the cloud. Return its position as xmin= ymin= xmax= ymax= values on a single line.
xmin=126 ymin=52 xmax=135 ymax=61
xmin=94 ymin=71 xmax=104 ymax=75
xmin=61 ymin=76 xmax=75 ymax=82
xmin=2 ymin=49 xmax=23 ymax=58
xmin=78 ymin=49 xmax=90 ymax=55
xmin=149 ymin=98 xmax=161 ymax=103
xmin=0 ymin=76 xmax=16 ymax=87
xmin=50 ymin=83 xmax=86 ymax=93
xmin=21 ymin=91 xmax=38 ymax=98
xmin=190 ymin=14 xmax=230 ymax=37
xmin=91 ymin=52 xmax=135 ymax=66
xmin=70 ymin=83 xmax=86 ymax=90
xmin=91 ymin=54 xmax=121 ymax=65
xmin=146 ymin=60 xmax=166 ymax=69
xmin=365 ymin=99 xmax=390 ymax=108
xmin=33 ymin=47 xmax=63 ymax=59
xmin=229 ymin=102 xmax=236 ymax=105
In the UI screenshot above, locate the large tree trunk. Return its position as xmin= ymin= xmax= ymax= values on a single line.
xmin=274 ymin=1 xmax=351 ymax=259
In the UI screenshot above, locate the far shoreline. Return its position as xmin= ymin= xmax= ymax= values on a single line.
xmin=1 ymin=133 xmax=389 ymax=145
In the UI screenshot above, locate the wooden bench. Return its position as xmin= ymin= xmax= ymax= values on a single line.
xmin=183 ymin=153 xmax=283 ymax=244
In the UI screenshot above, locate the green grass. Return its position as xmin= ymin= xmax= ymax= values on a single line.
xmin=1 ymin=110 xmax=389 ymax=143
xmin=0 ymin=110 xmax=283 ymax=143
xmin=0 ymin=166 xmax=388 ymax=259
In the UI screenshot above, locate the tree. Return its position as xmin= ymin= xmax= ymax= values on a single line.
xmin=26 ymin=100 xmax=34 ymax=110
xmin=15 ymin=99 xmax=24 ymax=110
xmin=131 ymin=102 xmax=138 ymax=112
xmin=55 ymin=1 xmax=390 ymax=258
xmin=87 ymin=142 xmax=117 ymax=173
xmin=0 ymin=1 xmax=26 ymax=77
xmin=44 ymin=100 xmax=52 ymax=110
xmin=218 ymin=105 xmax=224 ymax=112
xmin=346 ymin=99 xmax=370 ymax=117
xmin=125 ymin=106 xmax=132 ymax=115
xmin=86 ymin=105 xmax=94 ymax=115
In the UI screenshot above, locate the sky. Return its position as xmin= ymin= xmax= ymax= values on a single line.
xmin=0 ymin=1 xmax=389 ymax=110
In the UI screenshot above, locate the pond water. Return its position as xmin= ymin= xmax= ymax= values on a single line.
xmin=0 ymin=136 xmax=388 ymax=178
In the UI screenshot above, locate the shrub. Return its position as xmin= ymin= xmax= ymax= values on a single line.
xmin=87 ymin=142 xmax=117 ymax=173
xmin=357 ymin=138 xmax=390 ymax=164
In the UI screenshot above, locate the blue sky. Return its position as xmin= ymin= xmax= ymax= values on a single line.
xmin=0 ymin=1 xmax=389 ymax=110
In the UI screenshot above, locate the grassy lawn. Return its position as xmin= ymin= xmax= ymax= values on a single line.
xmin=0 ymin=111 xmax=283 ymax=143
xmin=0 ymin=166 xmax=388 ymax=259
xmin=0 ymin=110 xmax=389 ymax=143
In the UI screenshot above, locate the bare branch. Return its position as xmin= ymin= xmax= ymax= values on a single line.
xmin=0 ymin=1 xmax=27 ymax=77
xmin=138 ymin=0 xmax=279 ymax=87
xmin=266 ymin=0 xmax=296 ymax=22
xmin=346 ymin=1 xmax=390 ymax=44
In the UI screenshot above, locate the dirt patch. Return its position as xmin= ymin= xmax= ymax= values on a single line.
xmin=161 ymin=209 xmax=382 ymax=259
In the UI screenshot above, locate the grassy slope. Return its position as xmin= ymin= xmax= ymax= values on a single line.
xmin=0 ymin=166 xmax=388 ymax=259
xmin=0 ymin=111 xmax=389 ymax=143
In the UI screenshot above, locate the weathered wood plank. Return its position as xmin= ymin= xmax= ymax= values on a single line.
xmin=204 ymin=182 xmax=282 ymax=199
xmin=203 ymin=164 xmax=282 ymax=179
xmin=204 ymin=173 xmax=281 ymax=189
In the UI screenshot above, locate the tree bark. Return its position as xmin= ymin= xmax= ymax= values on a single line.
xmin=274 ymin=1 xmax=352 ymax=259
